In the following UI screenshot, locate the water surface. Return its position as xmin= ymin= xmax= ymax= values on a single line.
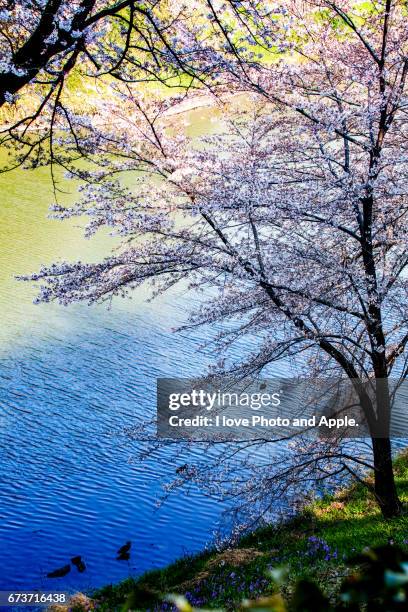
xmin=0 ymin=114 xmax=288 ymax=595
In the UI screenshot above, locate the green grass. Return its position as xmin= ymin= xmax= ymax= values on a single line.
xmin=91 ymin=452 xmax=408 ymax=611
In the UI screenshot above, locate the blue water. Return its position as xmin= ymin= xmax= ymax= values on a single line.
xmin=0 ymin=106 xmax=285 ymax=600
xmin=0 ymin=286 xmax=246 ymax=593
xmin=0 ymin=132 xmax=257 ymax=596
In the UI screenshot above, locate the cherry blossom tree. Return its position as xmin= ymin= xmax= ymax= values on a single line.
xmin=0 ymin=0 xmax=287 ymax=106
xmin=0 ymin=0 xmax=280 ymax=170
xmin=0 ymin=0 xmax=217 ymax=105
xmin=22 ymin=0 xmax=408 ymax=519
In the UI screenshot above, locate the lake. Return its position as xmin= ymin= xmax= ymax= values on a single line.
xmin=0 ymin=109 xmax=290 ymax=596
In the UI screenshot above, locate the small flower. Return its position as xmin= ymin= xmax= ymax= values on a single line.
xmin=4 ymin=91 xmax=15 ymax=103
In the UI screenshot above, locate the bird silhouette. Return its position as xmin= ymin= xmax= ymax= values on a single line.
xmin=47 ymin=564 xmax=71 ymax=579
xmin=116 ymin=541 xmax=131 ymax=561
xmin=71 ymin=555 xmax=86 ymax=573
xmin=117 ymin=541 xmax=131 ymax=555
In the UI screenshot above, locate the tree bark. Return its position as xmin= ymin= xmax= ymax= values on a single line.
xmin=372 ymin=437 xmax=402 ymax=518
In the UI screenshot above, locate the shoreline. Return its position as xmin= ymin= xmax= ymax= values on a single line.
xmin=49 ymin=449 xmax=408 ymax=611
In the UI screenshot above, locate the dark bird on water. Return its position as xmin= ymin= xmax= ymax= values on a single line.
xmin=117 ymin=541 xmax=131 ymax=555
xmin=46 ymin=564 xmax=71 ymax=579
xmin=116 ymin=541 xmax=131 ymax=561
xmin=71 ymin=555 xmax=86 ymax=573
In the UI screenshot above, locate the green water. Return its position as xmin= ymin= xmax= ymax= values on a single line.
xmin=0 ymin=102 xmax=225 ymax=350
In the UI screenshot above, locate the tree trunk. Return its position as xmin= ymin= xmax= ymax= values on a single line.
xmin=372 ymin=437 xmax=402 ymax=518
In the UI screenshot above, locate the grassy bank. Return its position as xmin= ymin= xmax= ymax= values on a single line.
xmin=87 ymin=452 xmax=408 ymax=610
